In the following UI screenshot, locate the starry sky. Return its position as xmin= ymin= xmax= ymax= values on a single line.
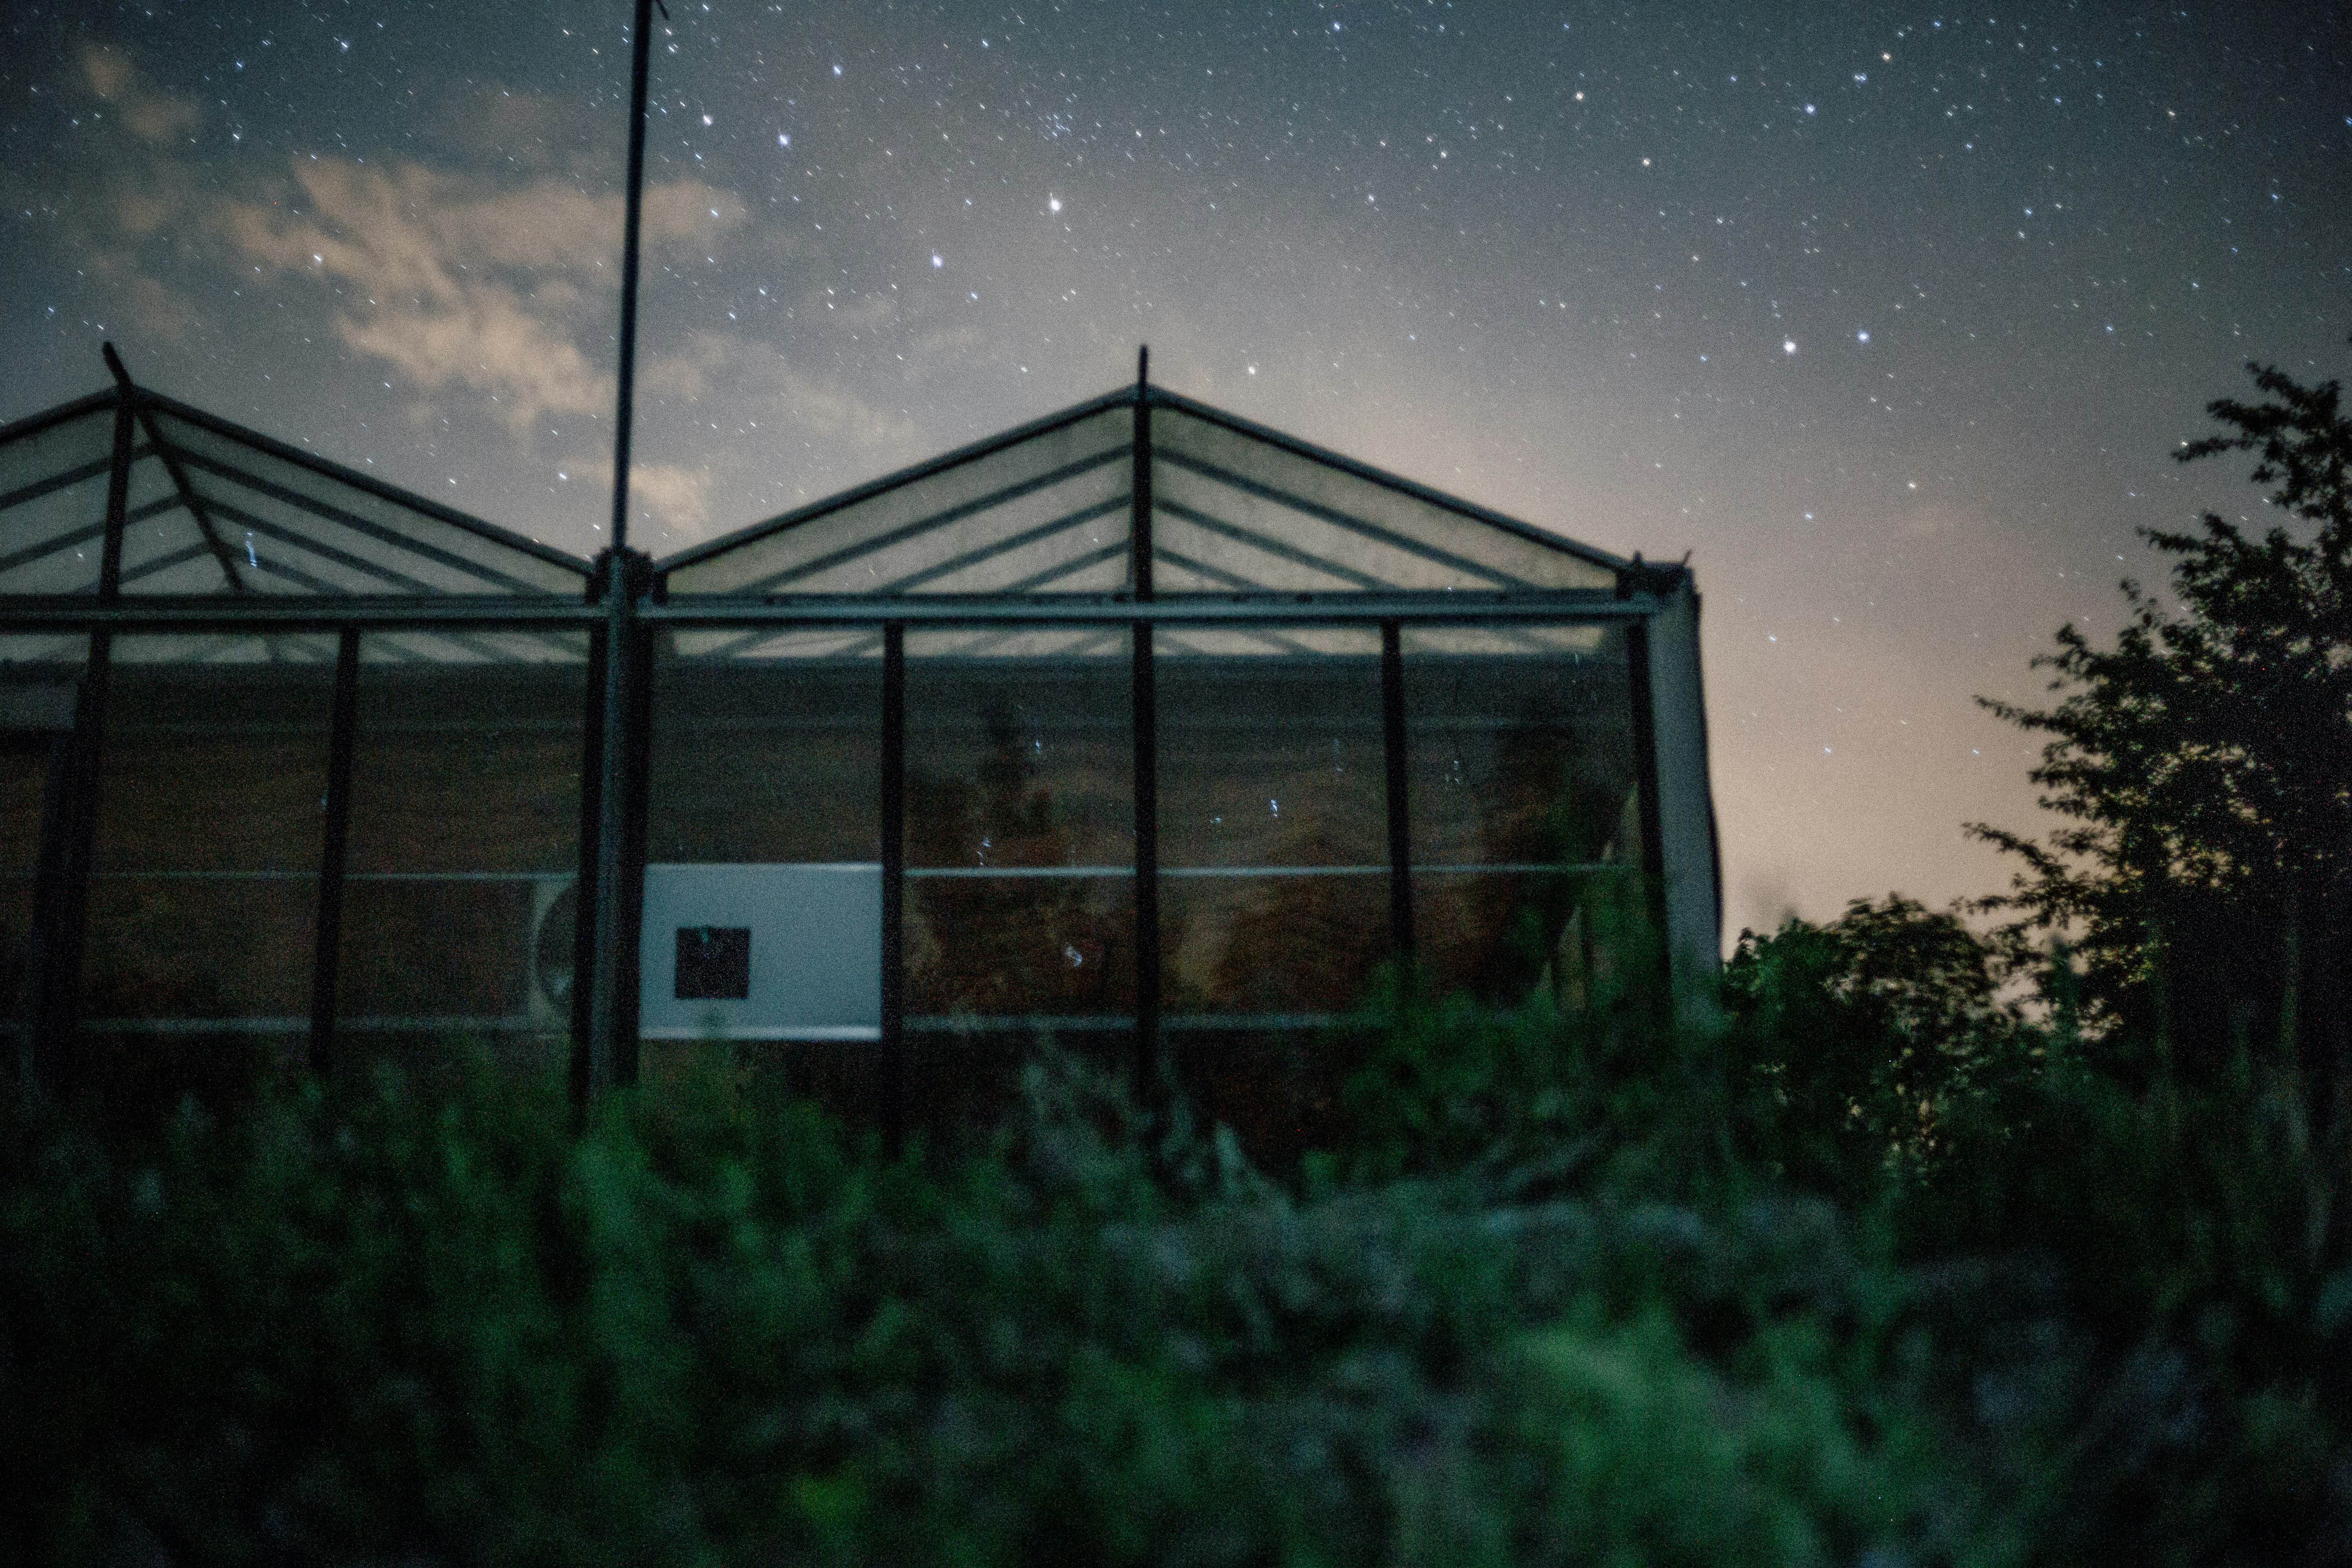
xmin=5 ymin=0 xmax=2350 ymax=944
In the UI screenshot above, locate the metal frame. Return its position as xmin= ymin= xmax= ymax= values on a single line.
xmin=1380 ymin=620 xmax=1414 ymax=963
xmin=0 ymin=351 xmax=1720 ymax=1111
xmin=308 ymin=628 xmax=362 ymax=1074
xmin=879 ymin=623 xmax=907 ymax=1145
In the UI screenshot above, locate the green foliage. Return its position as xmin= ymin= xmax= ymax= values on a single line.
xmin=1974 ymin=357 xmax=2352 ymax=1098
xmin=1325 ymin=981 xmax=1729 ymax=1203
xmin=1721 ymin=896 xmax=2042 ymax=1192
xmin=1495 ymin=1305 xmax=1925 ymax=1568
xmin=1898 ymin=1047 xmax=2352 ymax=1564
xmin=3 ymin=1044 xmax=1956 ymax=1567
xmin=8 ymin=927 xmax=2351 ymax=1564
xmin=1329 ymin=874 xmax=1680 ymax=1189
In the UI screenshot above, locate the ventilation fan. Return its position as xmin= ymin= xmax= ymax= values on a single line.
xmin=526 ymin=875 xmax=577 ymax=1028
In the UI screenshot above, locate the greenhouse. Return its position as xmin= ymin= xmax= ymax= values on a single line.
xmin=0 ymin=350 xmax=1718 ymax=1148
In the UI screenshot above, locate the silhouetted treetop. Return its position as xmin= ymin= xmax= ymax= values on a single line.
xmin=1976 ymin=354 xmax=2352 ymax=1107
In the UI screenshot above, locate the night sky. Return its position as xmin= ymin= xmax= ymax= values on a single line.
xmin=6 ymin=1 xmax=2350 ymax=944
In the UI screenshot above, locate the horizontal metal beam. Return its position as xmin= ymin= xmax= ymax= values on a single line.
xmin=0 ymin=597 xmax=600 ymax=632
xmin=642 ymin=591 xmax=1659 ymax=626
xmin=898 ymin=1011 xmax=1345 ymax=1034
xmin=901 ymin=862 xmax=1632 ymax=878
xmin=0 ymin=588 xmax=1657 ymax=635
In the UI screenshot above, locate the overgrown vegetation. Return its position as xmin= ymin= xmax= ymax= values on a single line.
xmin=6 ymin=360 xmax=2352 ymax=1564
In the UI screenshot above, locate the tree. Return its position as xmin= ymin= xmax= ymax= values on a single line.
xmin=1975 ymin=356 xmax=2352 ymax=1112
xmin=1720 ymin=896 xmax=2034 ymax=1188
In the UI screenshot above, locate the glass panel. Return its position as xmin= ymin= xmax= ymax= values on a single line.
xmin=0 ymin=403 xmax=113 ymax=491
xmin=149 ymin=411 xmax=588 ymax=596
xmin=1160 ymin=871 xmax=1388 ymax=1016
xmin=0 ymin=633 xmax=95 ymax=674
xmin=1155 ymin=624 xmax=1390 ymax=1018
xmin=1402 ymin=623 xmax=1648 ymax=1008
xmin=905 ymin=626 xmax=1133 ymax=1021
xmin=1151 ymin=405 xmax=1619 ymax=592
xmin=1401 ymin=623 xmax=1640 ymax=869
xmin=1155 ymin=624 xmax=1387 ymax=867
xmin=665 ymin=405 xmax=1133 ymax=595
xmin=650 ymin=628 xmax=882 ymax=864
xmin=182 ymin=472 xmax=442 ymax=596
xmin=1413 ymin=867 xmax=1655 ymax=1009
xmin=906 ymin=873 xmax=1134 ymax=1019
xmin=0 ymin=744 xmax=53 ymax=1025
xmin=336 ymin=633 xmax=588 ymax=1036
xmin=82 ymin=635 xmax=339 ymax=1025
xmin=0 ymin=636 xmax=84 ymax=1026
xmin=0 ymin=420 xmax=181 ymax=597
xmin=114 ymin=504 xmax=257 ymax=596
xmin=0 ymin=635 xmax=89 ymax=724
xmin=645 ymin=631 xmax=883 ymax=1047
xmin=0 ymin=407 xmax=114 ymax=581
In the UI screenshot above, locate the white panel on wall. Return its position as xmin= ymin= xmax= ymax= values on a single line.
xmin=638 ymin=862 xmax=881 ymax=1040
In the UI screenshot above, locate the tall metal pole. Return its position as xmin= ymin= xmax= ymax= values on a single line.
xmin=578 ymin=0 xmax=661 ymax=1099
xmin=609 ymin=0 xmax=657 ymax=554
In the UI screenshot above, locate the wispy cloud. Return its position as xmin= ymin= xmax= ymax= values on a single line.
xmin=81 ymin=44 xmax=201 ymax=143
xmin=561 ymin=455 xmax=710 ymax=539
xmin=220 ymin=159 xmax=745 ymax=435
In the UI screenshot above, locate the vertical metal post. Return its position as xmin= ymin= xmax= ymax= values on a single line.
xmin=18 ymin=734 xmax=71 ymax=1091
xmin=880 ymin=622 xmax=906 ymax=1149
xmin=609 ymin=0 xmax=657 ymax=554
xmin=1131 ymin=624 xmax=1159 ymax=1096
xmin=22 ymin=374 xmax=131 ymax=1087
xmin=1131 ymin=346 xmax=1153 ymax=599
xmin=569 ymin=617 xmax=609 ymax=1111
xmin=99 ymin=388 xmax=129 ymax=601
xmin=1129 ymin=348 xmax=1160 ymax=1096
xmin=307 ymin=628 xmax=361 ymax=1076
xmin=35 ymin=639 xmax=109 ymax=1071
xmin=573 ymin=0 xmax=658 ymax=1107
xmin=1380 ymin=619 xmax=1414 ymax=964
xmin=1624 ymin=620 xmax=1670 ymax=975
xmin=582 ymin=548 xmax=649 ymax=1096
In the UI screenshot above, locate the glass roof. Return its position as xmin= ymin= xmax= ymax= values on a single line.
xmin=1148 ymin=401 xmax=1617 ymax=593
xmin=661 ymin=387 xmax=1625 ymax=597
xmin=664 ymin=398 xmax=1137 ymax=597
xmin=0 ymin=379 xmax=1633 ymax=611
xmin=0 ymin=390 xmax=590 ymax=600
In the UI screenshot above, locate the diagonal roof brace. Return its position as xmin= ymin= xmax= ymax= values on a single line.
xmin=103 ymin=343 xmax=248 ymax=594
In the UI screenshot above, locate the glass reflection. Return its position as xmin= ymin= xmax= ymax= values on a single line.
xmin=1402 ymin=623 xmax=1648 ymax=1007
xmin=336 ymin=633 xmax=586 ymax=1039
xmin=1156 ymin=624 xmax=1390 ymax=1020
xmin=82 ymin=635 xmax=337 ymax=1024
xmin=904 ymin=627 xmax=1133 ymax=1025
